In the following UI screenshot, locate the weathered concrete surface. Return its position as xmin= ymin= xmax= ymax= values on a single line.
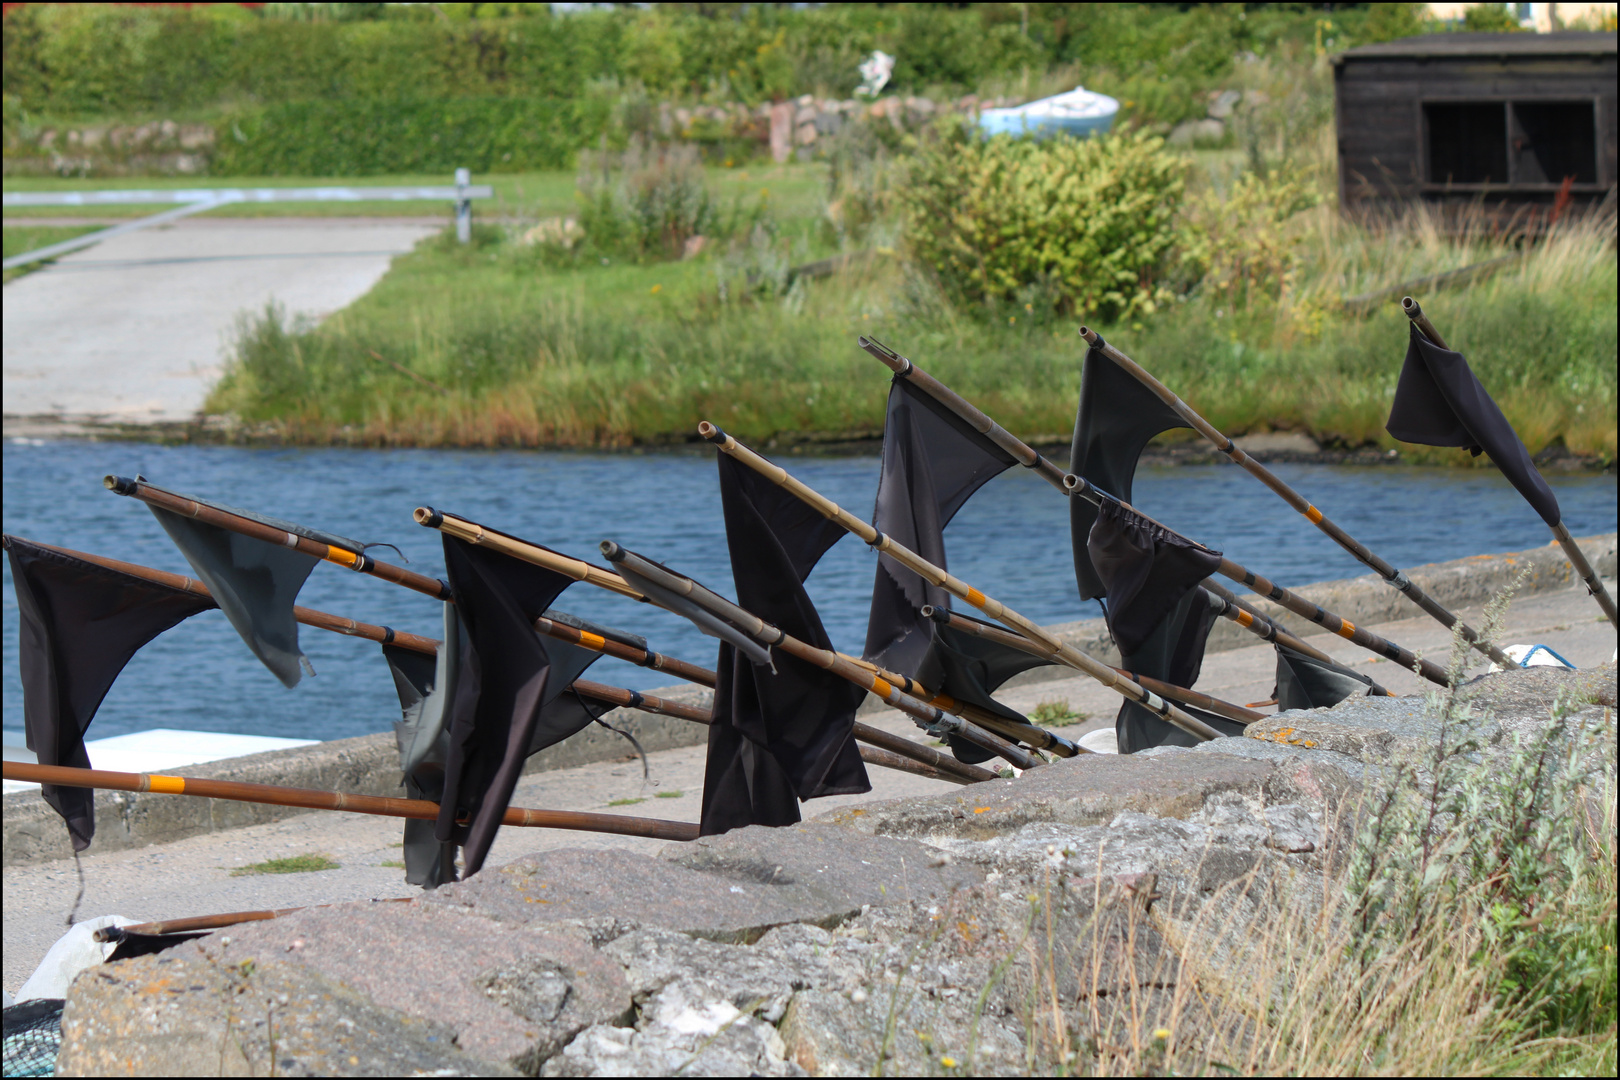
xmin=2 ymin=684 xmax=713 ymax=867
xmin=48 ymin=660 xmax=1613 ymax=1075
xmin=3 ymin=218 xmax=438 ymax=424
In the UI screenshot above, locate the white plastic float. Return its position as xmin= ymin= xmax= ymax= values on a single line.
xmin=978 ymin=86 xmax=1120 ymax=140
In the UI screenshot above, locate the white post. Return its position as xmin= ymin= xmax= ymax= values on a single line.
xmin=454 ymin=167 xmax=471 ymax=243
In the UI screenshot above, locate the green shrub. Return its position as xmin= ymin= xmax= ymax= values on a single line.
xmin=900 ymin=124 xmax=1186 ymax=321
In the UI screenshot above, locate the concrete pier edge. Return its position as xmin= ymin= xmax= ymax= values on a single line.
xmin=4 ymin=532 xmax=1613 ymax=867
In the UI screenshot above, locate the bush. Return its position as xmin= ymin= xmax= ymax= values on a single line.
xmin=578 ymin=139 xmax=716 ymax=260
xmin=899 ymin=124 xmax=1186 ymax=321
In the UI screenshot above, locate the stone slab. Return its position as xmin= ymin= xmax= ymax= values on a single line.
xmin=189 ymin=901 xmax=631 ymax=1073
xmin=54 ymin=948 xmax=512 ymax=1076
xmin=424 ymin=824 xmax=982 ymax=944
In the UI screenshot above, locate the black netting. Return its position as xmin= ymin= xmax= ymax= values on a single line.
xmin=3 ymin=999 xmax=65 ymax=1078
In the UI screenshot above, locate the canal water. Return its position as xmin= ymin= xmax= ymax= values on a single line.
xmin=3 ymin=440 xmax=1615 ymax=746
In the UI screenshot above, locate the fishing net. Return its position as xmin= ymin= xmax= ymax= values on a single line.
xmin=3 ymin=998 xmax=65 ymax=1078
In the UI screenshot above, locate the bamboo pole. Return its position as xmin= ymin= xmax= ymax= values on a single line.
xmin=533 ymin=613 xmax=716 ymax=689
xmin=12 ymin=538 xmax=711 ymax=729
xmin=1074 ymin=327 xmax=1516 ymax=668
xmin=5 ymin=761 xmax=700 ymax=842
xmin=919 ymin=606 xmax=1265 ymax=725
xmin=411 ymin=508 xmax=1030 ymax=777
xmin=94 ymin=900 xmax=414 ymax=943
xmin=1401 ymin=296 xmax=1618 ymax=629
xmin=1062 ymin=474 xmax=1451 ymax=687
xmin=1199 ymin=578 xmax=1392 ymax=697
xmin=700 ymin=423 xmax=1226 ymax=743
xmin=104 ymin=476 xmax=452 ymax=601
xmin=858 ymin=336 xmax=1405 ymax=685
xmin=413 ymin=510 xmax=1005 ymax=780
xmin=599 ymin=543 xmax=1043 ymax=770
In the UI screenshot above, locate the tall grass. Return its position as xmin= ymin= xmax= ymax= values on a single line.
xmin=964 ymin=596 xmax=1617 ymax=1076
xmin=207 ymin=201 xmax=1616 ymax=459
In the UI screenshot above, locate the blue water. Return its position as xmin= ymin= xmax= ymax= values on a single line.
xmin=3 ymin=441 xmax=1614 ymax=745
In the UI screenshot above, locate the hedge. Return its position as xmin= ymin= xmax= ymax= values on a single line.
xmin=212 ymin=96 xmax=613 ymax=176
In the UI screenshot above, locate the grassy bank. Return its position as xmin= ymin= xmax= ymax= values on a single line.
xmin=1 ymin=222 xmax=98 ymax=282
xmin=204 ymin=197 xmax=1617 ymax=462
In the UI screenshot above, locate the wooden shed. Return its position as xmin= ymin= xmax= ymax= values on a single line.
xmin=1333 ymin=31 xmax=1617 ymax=224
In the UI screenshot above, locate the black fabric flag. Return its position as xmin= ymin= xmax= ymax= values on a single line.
xmin=705 ymin=452 xmax=870 ymax=836
xmin=435 ymin=535 xmax=600 ymax=878
xmin=1113 ymin=587 xmax=1245 ymax=753
xmin=1387 ymin=326 xmax=1561 ymax=526
xmin=865 ymin=377 xmax=1016 ymax=677
xmin=1070 ymin=344 xmax=1191 ymax=603
xmin=384 ymin=610 xmax=457 ymax=889
xmin=914 ymin=613 xmax=1060 ymax=764
xmin=1274 ymin=644 xmax=1375 ymax=712
xmin=144 ymin=491 xmax=364 ymax=688
xmin=4 ymin=536 xmax=215 ymax=850
xmin=1086 ymin=499 xmax=1223 ymax=656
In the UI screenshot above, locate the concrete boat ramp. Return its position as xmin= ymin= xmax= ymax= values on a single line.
xmin=2 ymin=217 xmax=438 ymax=427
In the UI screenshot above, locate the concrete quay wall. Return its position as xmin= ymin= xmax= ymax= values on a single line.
xmin=4 ymin=532 xmax=1613 ymax=866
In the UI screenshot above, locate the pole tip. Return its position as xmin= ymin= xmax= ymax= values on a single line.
xmin=599 ymin=540 xmax=624 ymax=562
xmin=1061 ymin=473 xmax=1081 ymax=492
xmin=1077 ymin=326 xmax=1098 ymax=345
xmin=698 ymin=421 xmax=725 ymax=443
xmin=413 ymin=507 xmax=443 ymax=528
xmin=1400 ymin=296 xmax=1420 ymax=317
xmin=104 ymin=474 xmax=138 ymax=495
xmin=919 ymin=604 xmax=950 ymax=624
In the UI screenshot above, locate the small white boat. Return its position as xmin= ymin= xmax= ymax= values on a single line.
xmin=978 ymin=86 xmax=1120 ymax=140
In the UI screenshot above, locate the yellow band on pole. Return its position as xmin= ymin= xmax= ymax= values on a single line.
xmin=147 ymin=774 xmax=186 ymax=794
xmin=326 ymin=546 xmax=362 ymax=568
xmin=579 ymin=631 xmax=607 ymax=651
xmin=870 ymin=676 xmax=893 ymax=699
xmin=1337 ymin=620 xmax=1357 ymax=639
xmin=1305 ymin=505 xmax=1324 ymax=524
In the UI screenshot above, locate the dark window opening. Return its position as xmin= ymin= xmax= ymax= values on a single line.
xmin=1511 ymin=101 xmax=1598 ymax=184
xmin=1426 ymin=102 xmax=1508 ymax=184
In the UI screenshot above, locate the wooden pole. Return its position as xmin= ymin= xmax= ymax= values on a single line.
xmin=105 ymin=475 xmax=452 ymax=601
xmin=1074 ymin=327 xmax=1517 ymax=669
xmin=1401 ymin=296 xmax=1618 ymax=629
xmin=600 ymin=542 xmax=1044 ymax=771
xmin=11 ymin=538 xmax=713 ymax=729
xmin=919 ymin=606 xmax=1265 ymax=725
xmin=1199 ymin=578 xmax=1392 ymax=697
xmin=1060 ymin=475 xmax=1451 ymax=687
xmin=414 ymin=508 xmax=1025 ymax=776
xmin=859 ymin=337 xmax=1407 ymax=682
xmin=94 ymin=900 xmax=415 ymax=943
xmin=700 ymin=423 xmax=1226 ymax=743
xmin=5 ymin=761 xmax=700 ymax=843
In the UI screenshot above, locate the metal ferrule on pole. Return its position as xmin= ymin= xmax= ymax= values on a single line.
xmin=700 ymin=422 xmax=1224 ymax=743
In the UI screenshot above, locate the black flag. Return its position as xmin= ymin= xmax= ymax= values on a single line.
xmin=1086 ymin=499 xmax=1223 ymax=655
xmin=704 ymin=452 xmax=870 ymax=835
xmin=865 ymin=377 xmax=1016 ymax=676
xmin=143 ymin=489 xmax=366 ymax=687
xmin=1387 ymin=326 xmax=1561 ymax=526
xmin=1112 ymin=587 xmax=1245 ymax=753
xmin=384 ymin=611 xmax=457 ymax=889
xmin=1275 ymin=643 xmax=1375 ymax=712
xmin=915 ymin=611 xmax=1059 ymax=764
xmin=1070 ymin=343 xmax=1191 ymax=602
xmin=435 ymin=534 xmax=600 ymax=878
xmin=4 ymin=536 xmax=215 ymax=849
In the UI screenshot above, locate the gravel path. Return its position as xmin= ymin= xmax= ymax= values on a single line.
xmin=3 ymin=217 xmax=438 ymax=423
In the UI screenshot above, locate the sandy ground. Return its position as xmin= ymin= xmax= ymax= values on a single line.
xmin=3 ymin=575 xmax=1613 ymax=996
xmin=2 ymin=217 xmax=439 ymax=423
